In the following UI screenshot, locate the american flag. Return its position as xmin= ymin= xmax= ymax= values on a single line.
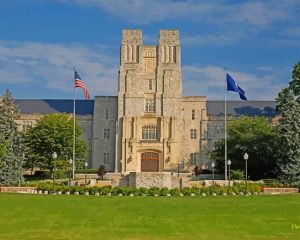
xmin=74 ymin=71 xmax=90 ymax=100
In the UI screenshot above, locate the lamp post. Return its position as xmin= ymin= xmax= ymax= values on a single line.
xmin=211 ymin=161 xmax=215 ymax=186
xmin=227 ymin=159 xmax=231 ymax=187
xmin=69 ymin=158 xmax=73 ymax=186
xmin=244 ymin=152 xmax=249 ymax=194
xmin=84 ymin=162 xmax=88 ymax=186
xmin=52 ymin=152 xmax=57 ymax=193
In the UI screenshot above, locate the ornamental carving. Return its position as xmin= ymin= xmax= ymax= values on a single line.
xmin=144 ymin=58 xmax=156 ymax=74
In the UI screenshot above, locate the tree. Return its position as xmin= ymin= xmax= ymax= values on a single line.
xmin=0 ymin=90 xmax=24 ymax=185
xmin=23 ymin=113 xmax=87 ymax=173
xmin=276 ymin=62 xmax=300 ymax=185
xmin=208 ymin=117 xmax=280 ymax=180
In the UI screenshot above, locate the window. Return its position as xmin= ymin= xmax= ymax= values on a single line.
xmin=104 ymin=152 xmax=110 ymax=164
xmin=142 ymin=125 xmax=159 ymax=140
xmin=105 ymin=109 xmax=109 ymax=120
xmin=104 ymin=128 xmax=110 ymax=139
xmin=190 ymin=153 xmax=197 ymax=165
xmin=22 ymin=121 xmax=32 ymax=131
xmin=144 ymin=99 xmax=155 ymax=112
xmin=148 ymin=80 xmax=153 ymax=90
xmin=192 ymin=109 xmax=195 ymax=120
xmin=190 ymin=129 xmax=197 ymax=139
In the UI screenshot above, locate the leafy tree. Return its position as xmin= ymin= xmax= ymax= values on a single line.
xmin=0 ymin=90 xmax=24 ymax=185
xmin=289 ymin=61 xmax=300 ymax=98
xmin=208 ymin=117 xmax=280 ymax=180
xmin=276 ymin=62 xmax=300 ymax=185
xmin=23 ymin=113 xmax=87 ymax=173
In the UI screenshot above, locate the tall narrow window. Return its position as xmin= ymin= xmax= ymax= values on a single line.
xmin=104 ymin=152 xmax=110 ymax=164
xmin=190 ymin=153 xmax=197 ymax=165
xmin=190 ymin=129 xmax=197 ymax=139
xmin=105 ymin=109 xmax=109 ymax=120
xmin=104 ymin=128 xmax=110 ymax=139
xmin=144 ymin=99 xmax=155 ymax=112
xmin=192 ymin=109 xmax=195 ymax=120
xmin=148 ymin=80 xmax=153 ymax=90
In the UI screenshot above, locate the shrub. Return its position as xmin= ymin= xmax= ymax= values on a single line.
xmin=137 ymin=187 xmax=149 ymax=196
xmin=149 ymin=187 xmax=160 ymax=196
xmin=111 ymin=186 xmax=123 ymax=195
xmin=182 ymin=187 xmax=191 ymax=196
xmin=200 ymin=187 xmax=209 ymax=195
xmin=99 ymin=186 xmax=111 ymax=195
xmin=127 ymin=187 xmax=137 ymax=195
xmin=170 ymin=188 xmax=180 ymax=196
xmin=190 ymin=186 xmax=200 ymax=195
xmin=89 ymin=186 xmax=99 ymax=195
xmin=231 ymin=170 xmax=245 ymax=180
xmin=160 ymin=187 xmax=169 ymax=196
xmin=54 ymin=170 xmax=68 ymax=179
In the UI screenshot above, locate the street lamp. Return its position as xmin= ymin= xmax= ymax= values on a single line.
xmin=68 ymin=159 xmax=73 ymax=186
xmin=244 ymin=152 xmax=249 ymax=193
xmin=227 ymin=159 xmax=232 ymax=187
xmin=211 ymin=161 xmax=215 ymax=186
xmin=84 ymin=162 xmax=88 ymax=186
xmin=52 ymin=152 xmax=57 ymax=193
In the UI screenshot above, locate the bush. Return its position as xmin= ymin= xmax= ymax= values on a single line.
xmin=182 ymin=187 xmax=191 ymax=196
xmin=190 ymin=186 xmax=200 ymax=195
xmin=231 ymin=170 xmax=245 ymax=180
xmin=200 ymin=187 xmax=209 ymax=195
xmin=149 ymin=187 xmax=160 ymax=196
xmin=111 ymin=186 xmax=123 ymax=195
xmin=54 ymin=170 xmax=68 ymax=179
xmin=99 ymin=186 xmax=111 ymax=195
xmin=137 ymin=187 xmax=149 ymax=196
xmin=160 ymin=187 xmax=169 ymax=196
xmin=170 ymin=188 xmax=180 ymax=196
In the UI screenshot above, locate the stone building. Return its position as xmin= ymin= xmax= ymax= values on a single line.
xmin=11 ymin=29 xmax=277 ymax=177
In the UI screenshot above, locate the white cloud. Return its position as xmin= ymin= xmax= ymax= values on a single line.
xmin=0 ymin=40 xmax=118 ymax=96
xmin=181 ymin=33 xmax=243 ymax=47
xmin=182 ymin=65 xmax=286 ymax=100
xmin=57 ymin=0 xmax=300 ymax=28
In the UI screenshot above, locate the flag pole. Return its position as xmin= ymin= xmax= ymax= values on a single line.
xmin=224 ymin=68 xmax=228 ymax=181
xmin=72 ymin=67 xmax=76 ymax=180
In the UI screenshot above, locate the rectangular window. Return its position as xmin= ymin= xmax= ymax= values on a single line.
xmin=144 ymin=99 xmax=155 ymax=112
xmin=22 ymin=121 xmax=32 ymax=131
xmin=104 ymin=128 xmax=110 ymax=139
xmin=103 ymin=152 xmax=110 ymax=164
xmin=190 ymin=129 xmax=197 ymax=139
xmin=105 ymin=109 xmax=109 ymax=120
xmin=190 ymin=153 xmax=197 ymax=165
xmin=192 ymin=109 xmax=195 ymax=120
xmin=148 ymin=80 xmax=153 ymax=90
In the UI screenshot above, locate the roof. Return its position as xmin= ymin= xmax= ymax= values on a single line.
xmin=206 ymin=101 xmax=277 ymax=117
xmin=15 ymin=99 xmax=94 ymax=115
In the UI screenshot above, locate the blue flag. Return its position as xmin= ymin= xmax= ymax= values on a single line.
xmin=226 ymin=73 xmax=247 ymax=101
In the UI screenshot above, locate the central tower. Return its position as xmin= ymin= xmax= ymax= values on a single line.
xmin=116 ymin=29 xmax=187 ymax=173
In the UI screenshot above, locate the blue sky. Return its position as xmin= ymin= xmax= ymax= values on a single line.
xmin=0 ymin=0 xmax=299 ymax=100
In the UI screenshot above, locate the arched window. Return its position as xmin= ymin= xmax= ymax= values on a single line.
xmin=142 ymin=125 xmax=159 ymax=140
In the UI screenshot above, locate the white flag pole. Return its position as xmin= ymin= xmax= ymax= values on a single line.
xmin=224 ymin=68 xmax=228 ymax=181
xmin=72 ymin=67 xmax=76 ymax=180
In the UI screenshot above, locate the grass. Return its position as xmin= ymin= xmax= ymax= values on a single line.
xmin=0 ymin=193 xmax=299 ymax=240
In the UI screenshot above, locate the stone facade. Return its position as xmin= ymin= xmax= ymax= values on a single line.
xmin=116 ymin=29 xmax=208 ymax=174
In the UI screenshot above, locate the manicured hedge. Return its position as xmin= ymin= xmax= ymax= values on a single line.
xmin=36 ymin=182 xmax=262 ymax=196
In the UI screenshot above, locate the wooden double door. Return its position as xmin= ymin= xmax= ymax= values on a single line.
xmin=141 ymin=152 xmax=159 ymax=172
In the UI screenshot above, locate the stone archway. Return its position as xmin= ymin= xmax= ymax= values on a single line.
xmin=141 ymin=152 xmax=159 ymax=172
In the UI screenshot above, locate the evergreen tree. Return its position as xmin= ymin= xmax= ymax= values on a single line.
xmin=276 ymin=62 xmax=300 ymax=185
xmin=0 ymin=90 xmax=24 ymax=185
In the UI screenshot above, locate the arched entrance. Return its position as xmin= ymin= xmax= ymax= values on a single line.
xmin=141 ymin=152 xmax=159 ymax=172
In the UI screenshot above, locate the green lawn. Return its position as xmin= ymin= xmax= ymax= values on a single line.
xmin=0 ymin=193 xmax=299 ymax=240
